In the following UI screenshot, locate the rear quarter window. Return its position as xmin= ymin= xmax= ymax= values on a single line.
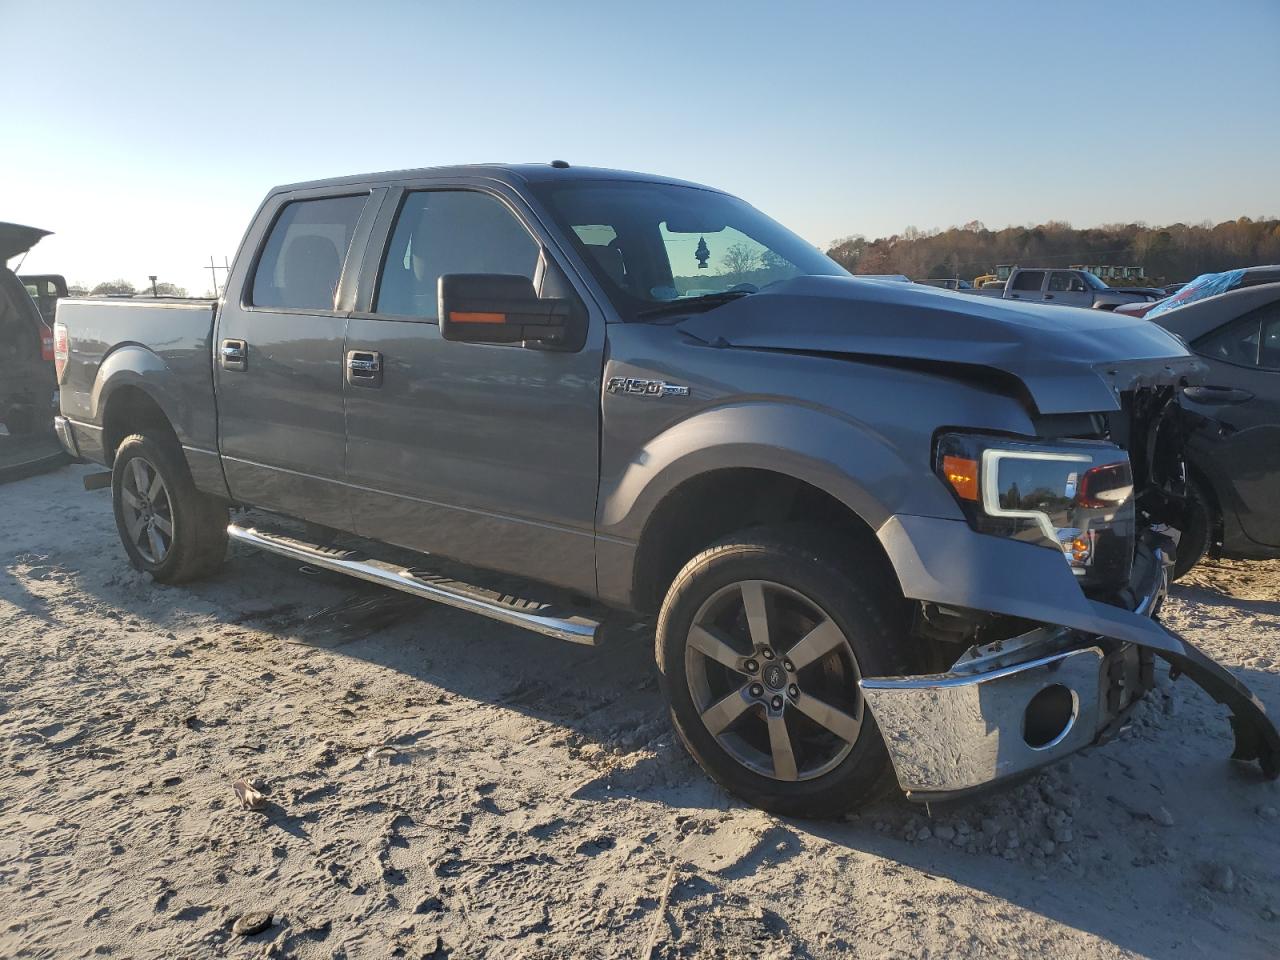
xmin=1011 ymin=271 xmax=1045 ymax=292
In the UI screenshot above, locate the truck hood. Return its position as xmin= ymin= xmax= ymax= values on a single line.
xmin=0 ymin=222 xmax=51 ymax=261
xmin=676 ymin=275 xmax=1204 ymax=415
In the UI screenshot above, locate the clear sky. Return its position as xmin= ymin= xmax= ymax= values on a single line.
xmin=4 ymin=0 xmax=1278 ymax=294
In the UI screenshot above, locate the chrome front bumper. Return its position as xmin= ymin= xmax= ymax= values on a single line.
xmin=862 ymin=634 xmax=1149 ymax=800
xmin=861 ymin=550 xmax=1167 ymax=801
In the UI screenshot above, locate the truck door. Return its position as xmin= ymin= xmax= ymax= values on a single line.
xmin=1047 ymin=271 xmax=1092 ymax=308
xmin=342 ymin=185 xmax=604 ymax=596
xmin=1006 ymin=270 xmax=1046 ymax=302
xmin=214 ymin=190 xmax=378 ymax=529
xmin=1187 ymin=301 xmax=1280 ymax=548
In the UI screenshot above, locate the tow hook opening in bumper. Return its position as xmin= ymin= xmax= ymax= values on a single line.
xmin=1024 ymin=683 xmax=1077 ymax=749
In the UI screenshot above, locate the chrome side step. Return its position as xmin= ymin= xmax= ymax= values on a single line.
xmin=226 ymin=523 xmax=600 ymax=645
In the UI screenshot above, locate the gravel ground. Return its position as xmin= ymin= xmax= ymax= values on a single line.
xmin=2 ymin=463 xmax=1278 ymax=959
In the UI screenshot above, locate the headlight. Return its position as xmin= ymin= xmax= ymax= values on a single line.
xmin=935 ymin=433 xmax=1135 ymax=585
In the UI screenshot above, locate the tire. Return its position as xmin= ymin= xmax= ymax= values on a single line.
xmin=1172 ymin=477 xmax=1211 ymax=582
xmin=111 ymin=433 xmax=227 ymax=583
xmin=655 ymin=526 xmax=916 ymax=818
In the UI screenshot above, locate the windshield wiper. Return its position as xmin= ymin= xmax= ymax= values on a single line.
xmin=634 ymin=290 xmax=753 ymax=321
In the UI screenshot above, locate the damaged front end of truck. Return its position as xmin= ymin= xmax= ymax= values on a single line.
xmin=865 ymin=371 xmax=1279 ymax=799
xmin=677 ymin=278 xmax=1279 ymax=800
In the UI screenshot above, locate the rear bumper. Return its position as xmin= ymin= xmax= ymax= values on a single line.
xmin=53 ymin=416 xmax=104 ymax=465
xmin=53 ymin=415 xmax=79 ymax=458
xmin=866 ymin=514 xmax=1279 ymax=800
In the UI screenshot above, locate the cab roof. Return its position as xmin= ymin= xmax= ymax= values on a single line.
xmin=272 ymin=163 xmax=725 ymax=196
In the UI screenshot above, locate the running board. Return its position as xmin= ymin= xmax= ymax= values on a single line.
xmin=226 ymin=523 xmax=601 ymax=645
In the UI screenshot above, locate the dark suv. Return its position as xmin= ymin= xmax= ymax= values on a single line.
xmin=1 ymin=223 xmax=64 ymax=479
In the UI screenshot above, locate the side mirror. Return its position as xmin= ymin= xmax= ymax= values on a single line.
xmin=438 ymin=274 xmax=571 ymax=347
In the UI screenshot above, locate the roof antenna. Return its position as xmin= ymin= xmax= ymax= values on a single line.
xmin=549 ymin=160 xmax=570 ymax=169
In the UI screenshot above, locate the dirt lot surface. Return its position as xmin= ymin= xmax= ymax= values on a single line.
xmin=2 ymin=464 xmax=1278 ymax=959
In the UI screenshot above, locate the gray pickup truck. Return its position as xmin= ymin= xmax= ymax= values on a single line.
xmin=975 ymin=266 xmax=1165 ymax=310
xmin=53 ymin=164 xmax=1278 ymax=816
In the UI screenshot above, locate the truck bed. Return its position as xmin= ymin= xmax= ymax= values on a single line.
xmin=55 ymin=297 xmax=220 ymax=470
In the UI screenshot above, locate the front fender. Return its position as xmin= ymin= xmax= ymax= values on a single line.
xmin=597 ymin=401 xmax=965 ymax=543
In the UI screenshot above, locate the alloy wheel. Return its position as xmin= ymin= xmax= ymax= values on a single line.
xmin=684 ymin=579 xmax=864 ymax=781
xmin=119 ymin=456 xmax=174 ymax=564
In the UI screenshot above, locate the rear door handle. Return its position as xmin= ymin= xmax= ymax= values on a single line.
xmin=221 ymin=338 xmax=247 ymax=372
xmin=346 ymin=349 xmax=383 ymax=387
xmin=1044 ymin=293 xmax=1055 ymax=300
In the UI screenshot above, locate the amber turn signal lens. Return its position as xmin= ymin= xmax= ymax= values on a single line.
xmin=449 ymin=311 xmax=506 ymax=324
xmin=942 ymin=455 xmax=979 ymax=501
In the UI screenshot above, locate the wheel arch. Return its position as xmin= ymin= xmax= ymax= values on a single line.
xmin=598 ymin=402 xmax=962 ymax=613
xmin=101 ymin=383 xmax=181 ymax=466
xmin=629 ymin=467 xmax=902 ymax=615
xmin=93 ymin=346 xmax=230 ymax=499
xmin=91 ymin=344 xmax=183 ymax=451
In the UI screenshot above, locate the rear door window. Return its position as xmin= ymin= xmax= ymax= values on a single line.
xmin=250 ymin=195 xmax=368 ymax=311
xmin=1196 ymin=303 xmax=1280 ymax=368
xmin=374 ymin=191 xmax=540 ymax=320
xmin=1011 ymin=271 xmax=1045 ymax=292
xmin=1261 ymin=314 xmax=1280 ymax=370
xmin=1197 ymin=317 xmax=1262 ymax=367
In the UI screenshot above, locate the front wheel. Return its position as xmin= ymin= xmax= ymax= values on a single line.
xmin=655 ymin=528 xmax=915 ymax=818
xmin=111 ymin=433 xmax=227 ymax=583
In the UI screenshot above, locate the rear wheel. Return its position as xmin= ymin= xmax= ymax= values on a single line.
xmin=112 ymin=433 xmax=227 ymax=583
xmin=655 ymin=527 xmax=914 ymax=818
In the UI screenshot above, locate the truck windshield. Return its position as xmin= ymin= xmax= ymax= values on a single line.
xmin=530 ymin=180 xmax=849 ymax=320
xmin=1083 ymin=271 xmax=1109 ymax=291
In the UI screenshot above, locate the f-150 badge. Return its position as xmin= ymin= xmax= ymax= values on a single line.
xmin=607 ymin=377 xmax=690 ymax=398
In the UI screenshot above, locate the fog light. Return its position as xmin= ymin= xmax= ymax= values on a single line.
xmin=1023 ymin=683 xmax=1076 ymax=749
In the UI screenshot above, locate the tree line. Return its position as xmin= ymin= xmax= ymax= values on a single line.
xmin=826 ymin=216 xmax=1280 ymax=285
xmin=69 ymin=279 xmax=193 ymax=297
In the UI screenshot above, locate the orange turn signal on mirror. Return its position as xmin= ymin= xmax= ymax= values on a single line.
xmin=942 ymin=455 xmax=979 ymax=501
xmin=449 ymin=311 xmax=507 ymax=324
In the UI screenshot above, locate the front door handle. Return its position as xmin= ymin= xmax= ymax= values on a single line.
xmin=221 ymin=338 xmax=247 ymax=372
xmin=346 ymin=349 xmax=383 ymax=388
xmin=1044 ymin=293 xmax=1055 ymax=300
